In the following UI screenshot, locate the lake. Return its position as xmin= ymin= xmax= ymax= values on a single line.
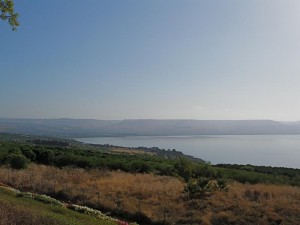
xmin=75 ymin=135 xmax=300 ymax=168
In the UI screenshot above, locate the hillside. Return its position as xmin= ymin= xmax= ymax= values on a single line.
xmin=1 ymin=164 xmax=300 ymax=225
xmin=1 ymin=136 xmax=300 ymax=224
xmin=1 ymin=118 xmax=300 ymax=137
xmin=0 ymin=184 xmax=126 ymax=225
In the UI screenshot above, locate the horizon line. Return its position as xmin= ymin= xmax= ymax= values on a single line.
xmin=0 ymin=117 xmax=299 ymax=122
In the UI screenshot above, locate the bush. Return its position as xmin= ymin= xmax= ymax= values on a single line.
xmin=9 ymin=154 xmax=28 ymax=169
xmin=192 ymin=163 xmax=217 ymax=178
xmin=35 ymin=150 xmax=55 ymax=165
xmin=175 ymin=157 xmax=193 ymax=181
xmin=21 ymin=146 xmax=36 ymax=161
xmin=129 ymin=160 xmax=152 ymax=173
xmin=184 ymin=177 xmax=215 ymax=198
xmin=157 ymin=164 xmax=175 ymax=176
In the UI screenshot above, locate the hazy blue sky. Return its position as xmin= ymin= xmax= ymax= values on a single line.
xmin=1 ymin=0 xmax=300 ymax=120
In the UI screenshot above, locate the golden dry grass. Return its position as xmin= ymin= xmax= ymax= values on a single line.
xmin=0 ymin=164 xmax=184 ymax=222
xmin=196 ymin=182 xmax=300 ymax=225
xmin=1 ymin=164 xmax=300 ymax=225
xmin=111 ymin=147 xmax=156 ymax=156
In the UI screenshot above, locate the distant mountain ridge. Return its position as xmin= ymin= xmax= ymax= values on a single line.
xmin=1 ymin=118 xmax=300 ymax=137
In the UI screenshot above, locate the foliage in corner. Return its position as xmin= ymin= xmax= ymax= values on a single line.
xmin=0 ymin=0 xmax=19 ymax=30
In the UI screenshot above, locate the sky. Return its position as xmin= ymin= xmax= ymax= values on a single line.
xmin=1 ymin=0 xmax=300 ymax=121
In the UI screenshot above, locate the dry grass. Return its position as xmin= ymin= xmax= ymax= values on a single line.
xmin=0 ymin=164 xmax=184 ymax=223
xmin=1 ymin=164 xmax=300 ymax=224
xmin=111 ymin=147 xmax=156 ymax=156
xmin=198 ymin=182 xmax=300 ymax=225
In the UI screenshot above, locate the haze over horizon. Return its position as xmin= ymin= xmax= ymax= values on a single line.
xmin=1 ymin=117 xmax=300 ymax=123
xmin=2 ymin=1 xmax=300 ymax=121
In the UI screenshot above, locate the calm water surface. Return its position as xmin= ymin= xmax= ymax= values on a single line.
xmin=75 ymin=135 xmax=300 ymax=168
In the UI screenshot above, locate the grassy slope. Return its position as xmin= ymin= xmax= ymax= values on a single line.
xmin=0 ymin=187 xmax=117 ymax=225
xmin=1 ymin=164 xmax=300 ymax=225
xmin=1 ymin=135 xmax=300 ymax=224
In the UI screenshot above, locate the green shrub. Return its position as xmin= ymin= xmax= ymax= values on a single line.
xmin=175 ymin=157 xmax=193 ymax=181
xmin=192 ymin=163 xmax=217 ymax=178
xmin=21 ymin=146 xmax=36 ymax=161
xmin=35 ymin=150 xmax=55 ymax=165
xmin=184 ymin=177 xmax=215 ymax=197
xmin=9 ymin=154 xmax=28 ymax=169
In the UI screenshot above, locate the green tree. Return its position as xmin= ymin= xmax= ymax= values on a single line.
xmin=21 ymin=146 xmax=36 ymax=161
xmin=174 ymin=157 xmax=192 ymax=181
xmin=35 ymin=150 xmax=55 ymax=165
xmin=0 ymin=0 xmax=19 ymax=30
xmin=9 ymin=154 xmax=28 ymax=169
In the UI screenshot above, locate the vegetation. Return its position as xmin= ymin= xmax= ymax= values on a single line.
xmin=184 ymin=178 xmax=229 ymax=198
xmin=1 ymin=139 xmax=300 ymax=186
xmin=0 ymin=141 xmax=207 ymax=178
xmin=217 ymin=163 xmax=300 ymax=180
xmin=8 ymin=154 xmax=28 ymax=169
xmin=0 ymin=0 xmax=19 ymax=30
xmin=1 ymin=135 xmax=300 ymax=224
xmin=1 ymin=164 xmax=300 ymax=224
xmin=215 ymin=165 xmax=300 ymax=186
xmin=0 ymin=185 xmax=121 ymax=225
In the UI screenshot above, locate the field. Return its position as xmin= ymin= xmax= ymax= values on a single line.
xmin=1 ymin=164 xmax=300 ymax=225
xmin=0 ymin=184 xmax=119 ymax=225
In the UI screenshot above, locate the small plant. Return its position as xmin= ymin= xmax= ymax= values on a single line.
xmin=184 ymin=178 xmax=229 ymax=198
xmin=216 ymin=178 xmax=229 ymax=191
xmin=184 ymin=177 xmax=215 ymax=198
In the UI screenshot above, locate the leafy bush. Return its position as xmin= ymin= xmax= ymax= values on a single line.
xmin=174 ymin=157 xmax=193 ymax=181
xmin=216 ymin=178 xmax=229 ymax=191
xmin=21 ymin=146 xmax=36 ymax=161
xmin=128 ymin=160 xmax=152 ymax=173
xmin=184 ymin=177 xmax=229 ymax=198
xmin=192 ymin=163 xmax=217 ymax=179
xmin=34 ymin=150 xmax=55 ymax=165
xmin=9 ymin=154 xmax=28 ymax=169
xmin=184 ymin=177 xmax=215 ymax=197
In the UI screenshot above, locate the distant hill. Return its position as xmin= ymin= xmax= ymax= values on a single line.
xmin=1 ymin=118 xmax=300 ymax=137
